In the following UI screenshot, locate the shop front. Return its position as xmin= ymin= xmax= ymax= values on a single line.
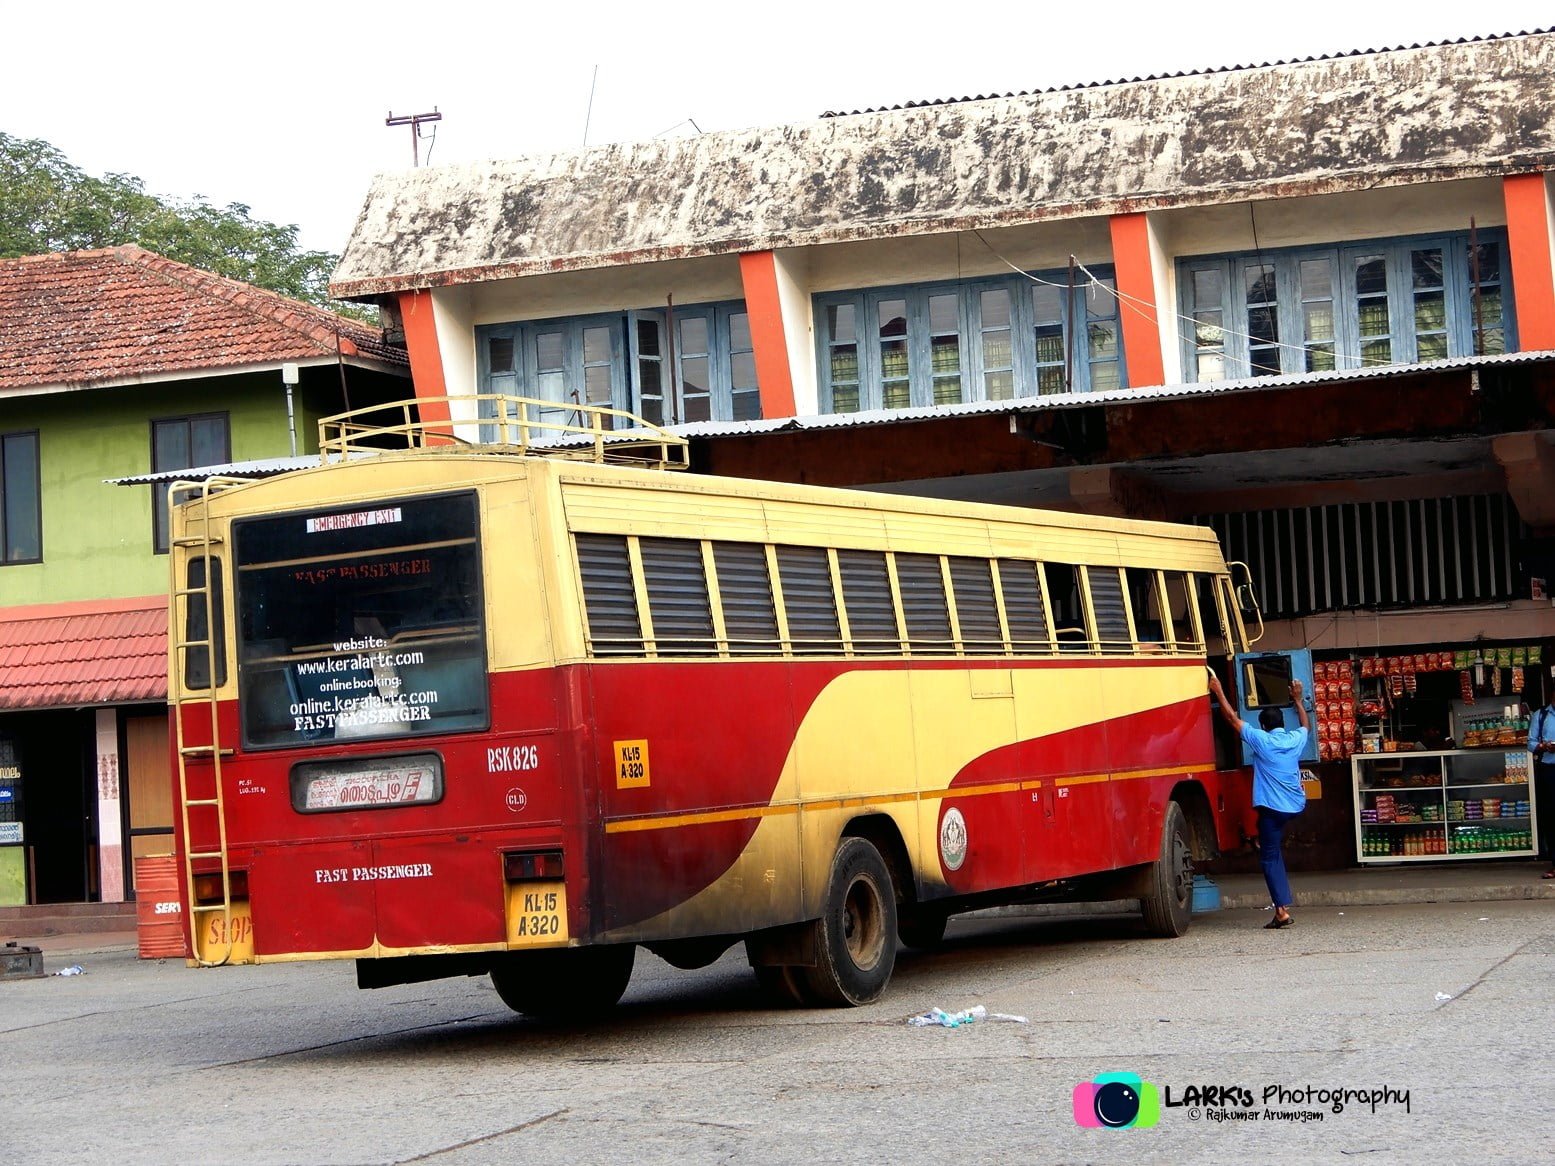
xmin=1299 ymin=642 xmax=1547 ymax=869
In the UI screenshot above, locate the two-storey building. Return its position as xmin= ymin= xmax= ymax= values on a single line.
xmin=0 ymin=246 xmax=407 ymax=910
xmin=325 ymin=30 xmax=1555 ymax=870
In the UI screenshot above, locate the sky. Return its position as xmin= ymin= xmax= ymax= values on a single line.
xmin=4 ymin=3 xmax=1552 ymax=258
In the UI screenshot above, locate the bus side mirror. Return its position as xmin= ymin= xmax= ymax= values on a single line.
xmin=1236 ymin=583 xmax=1259 ymax=615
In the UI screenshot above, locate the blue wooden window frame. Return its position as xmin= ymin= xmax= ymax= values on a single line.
xmin=477 ymin=301 xmax=761 ymax=427
xmin=1178 ymin=230 xmax=1516 ymax=382
xmin=814 ymin=270 xmax=1126 ymax=414
xmin=0 ymin=430 xmax=41 ymax=565
xmin=478 ymin=314 xmax=627 ymax=430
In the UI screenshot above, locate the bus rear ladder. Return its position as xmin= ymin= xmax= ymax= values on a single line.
xmin=169 ymin=477 xmax=245 ymax=967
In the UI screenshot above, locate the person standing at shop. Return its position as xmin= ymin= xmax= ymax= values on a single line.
xmin=1207 ymin=673 xmax=1310 ymax=928
xmin=1527 ymin=687 xmax=1555 ymax=879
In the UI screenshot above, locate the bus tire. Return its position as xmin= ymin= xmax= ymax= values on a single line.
xmin=1140 ymin=801 xmax=1194 ymax=938
xmin=489 ymin=944 xmax=636 ymax=1019
xmin=800 ymin=836 xmax=897 ymax=1006
xmin=897 ymin=906 xmax=949 ymax=950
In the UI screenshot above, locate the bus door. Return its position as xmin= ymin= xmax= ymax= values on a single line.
xmin=1234 ymin=649 xmax=1318 ymax=764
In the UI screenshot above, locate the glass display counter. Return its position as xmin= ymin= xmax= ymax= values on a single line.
xmin=1352 ymin=748 xmax=1537 ymax=862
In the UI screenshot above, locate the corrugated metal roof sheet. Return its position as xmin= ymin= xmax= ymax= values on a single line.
xmin=107 ymin=454 xmax=322 ymax=487
xmin=817 ymin=28 xmax=1553 ymax=116
xmin=0 ymin=598 xmax=167 ymax=710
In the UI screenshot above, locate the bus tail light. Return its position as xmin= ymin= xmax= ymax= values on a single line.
xmin=193 ymin=869 xmax=249 ymax=903
xmin=504 ymin=850 xmax=564 ymax=882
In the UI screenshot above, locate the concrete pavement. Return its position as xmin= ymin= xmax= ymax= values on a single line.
xmin=5 ymin=859 xmax=1552 ymax=962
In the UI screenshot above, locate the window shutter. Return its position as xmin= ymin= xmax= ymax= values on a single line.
xmin=712 ymin=541 xmax=780 ymax=655
xmin=776 ymin=546 xmax=842 ymax=654
xmin=836 ymin=549 xmax=900 ymax=654
xmin=1088 ymin=567 xmax=1130 ymax=651
xmin=895 ymin=553 xmax=953 ymax=655
xmin=948 ymin=556 xmax=1002 ymax=653
xmin=998 ymin=559 xmax=1051 ymax=653
xmin=576 ymin=533 xmax=643 ymax=656
xmin=639 ymin=537 xmax=714 ymax=656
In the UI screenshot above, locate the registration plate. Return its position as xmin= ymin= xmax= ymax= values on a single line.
xmin=506 ymin=881 xmax=569 ymax=947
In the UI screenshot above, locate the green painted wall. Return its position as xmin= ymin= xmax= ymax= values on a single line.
xmin=0 ymin=846 xmax=23 ymax=907
xmin=0 ymin=372 xmax=343 ymax=607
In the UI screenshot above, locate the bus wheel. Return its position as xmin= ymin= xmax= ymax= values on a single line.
xmin=489 ymin=945 xmax=636 ymax=1019
xmin=800 ymin=837 xmax=898 ymax=1006
xmin=1140 ymin=801 xmax=1194 ymax=938
xmin=897 ymin=906 xmax=949 ymax=950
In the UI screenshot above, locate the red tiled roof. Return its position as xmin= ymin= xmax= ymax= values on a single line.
xmin=0 ymin=596 xmax=167 ymax=709
xmin=0 ymin=245 xmax=407 ymax=393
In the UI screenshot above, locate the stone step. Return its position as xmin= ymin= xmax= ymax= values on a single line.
xmin=0 ymin=903 xmax=138 ymax=939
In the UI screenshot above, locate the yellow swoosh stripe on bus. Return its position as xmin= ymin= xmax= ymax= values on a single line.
xmin=603 ymin=764 xmax=1208 ymax=833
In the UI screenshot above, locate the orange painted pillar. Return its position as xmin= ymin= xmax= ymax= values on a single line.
xmin=738 ymin=251 xmax=798 ymax=418
xmin=1108 ymin=213 xmax=1165 ymax=389
xmin=1503 ymin=173 xmax=1555 ymax=351
xmin=395 ymin=289 xmax=454 ymax=427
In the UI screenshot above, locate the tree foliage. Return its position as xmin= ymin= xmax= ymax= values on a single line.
xmin=0 ymin=132 xmax=363 ymax=315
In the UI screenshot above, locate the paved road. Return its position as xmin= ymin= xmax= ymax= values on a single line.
xmin=5 ymin=900 xmax=1552 ymax=1165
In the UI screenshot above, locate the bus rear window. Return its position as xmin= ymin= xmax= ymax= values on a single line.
xmin=234 ymin=492 xmax=488 ymax=750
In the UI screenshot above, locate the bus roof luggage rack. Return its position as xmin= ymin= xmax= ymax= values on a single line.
xmin=317 ymin=395 xmax=691 ymax=471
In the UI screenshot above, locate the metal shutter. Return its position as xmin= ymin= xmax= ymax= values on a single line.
xmin=836 ymin=548 xmax=900 ymax=654
xmin=998 ymin=559 xmax=1051 ymax=653
xmin=639 ymin=537 xmax=714 ymax=656
xmin=776 ymin=546 xmax=842 ymax=655
xmin=895 ymin=553 xmax=954 ymax=656
xmin=948 ymin=556 xmax=1002 ymax=653
xmin=1087 ymin=567 xmax=1130 ymax=652
xmin=575 ymin=533 xmax=643 ymax=656
xmin=712 ymin=541 xmax=780 ymax=655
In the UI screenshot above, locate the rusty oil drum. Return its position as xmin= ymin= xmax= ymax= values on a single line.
xmin=134 ymin=854 xmax=186 ymax=960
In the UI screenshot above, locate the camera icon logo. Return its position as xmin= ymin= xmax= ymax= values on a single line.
xmin=1072 ymin=1072 xmax=1160 ymax=1129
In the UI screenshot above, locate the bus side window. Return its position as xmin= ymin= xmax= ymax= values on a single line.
xmin=576 ymin=533 xmax=645 ymax=657
xmin=947 ymin=557 xmax=1002 ymax=654
xmin=1085 ymin=566 xmax=1131 ymax=654
xmin=894 ymin=553 xmax=954 ymax=656
xmin=712 ymin=541 xmax=780 ymax=656
xmin=1193 ymin=573 xmax=1232 ymax=659
xmin=997 ymin=559 xmax=1052 ymax=654
xmin=836 ymin=548 xmax=901 ymax=655
xmin=776 ymin=545 xmax=842 ymax=656
xmin=639 ymin=537 xmax=715 ymax=657
xmin=1161 ymin=570 xmax=1199 ymax=652
xmin=1044 ymin=561 xmax=1087 ymax=652
xmin=1127 ymin=567 xmax=1169 ymax=651
xmin=183 ymin=555 xmax=228 ymax=689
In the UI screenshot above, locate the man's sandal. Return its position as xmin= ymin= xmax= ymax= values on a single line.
xmin=1264 ymin=914 xmax=1294 ymax=929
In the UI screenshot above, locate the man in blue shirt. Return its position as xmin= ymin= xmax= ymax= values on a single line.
xmin=1208 ymin=673 xmax=1310 ymax=928
xmin=1527 ymin=689 xmax=1555 ymax=878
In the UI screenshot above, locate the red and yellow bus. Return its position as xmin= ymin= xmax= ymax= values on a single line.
xmin=167 ymin=397 xmax=1265 ymax=1013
